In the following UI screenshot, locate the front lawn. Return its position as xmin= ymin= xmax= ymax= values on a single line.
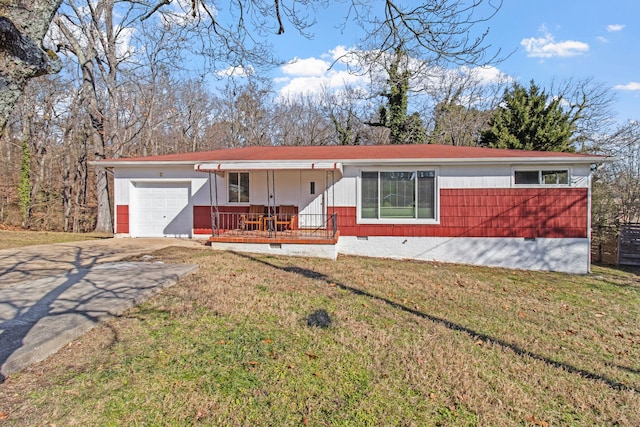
xmin=1 ymin=248 xmax=638 ymax=425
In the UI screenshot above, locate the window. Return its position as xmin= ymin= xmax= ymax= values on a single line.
xmin=228 ymin=172 xmax=249 ymax=203
xmin=514 ymin=170 xmax=569 ymax=185
xmin=361 ymin=171 xmax=436 ymax=220
xmin=542 ymin=170 xmax=569 ymax=184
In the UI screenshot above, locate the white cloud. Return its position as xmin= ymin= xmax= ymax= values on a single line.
xmin=521 ymin=28 xmax=589 ymax=58
xmin=277 ymin=49 xmax=369 ymax=98
xmin=275 ymin=47 xmax=514 ymax=102
xmin=114 ymin=26 xmax=136 ymax=61
xmin=216 ymin=65 xmax=255 ymax=77
xmin=323 ymin=45 xmax=360 ymax=67
xmin=614 ymin=82 xmax=640 ymax=91
xmin=597 ymin=36 xmax=609 ymax=43
xmin=462 ymin=66 xmax=511 ymax=85
xmin=326 ymin=45 xmax=349 ymax=61
xmin=281 ymin=57 xmax=331 ymax=77
xmin=607 ymin=24 xmax=625 ymax=32
xmin=278 ymin=69 xmax=366 ymax=99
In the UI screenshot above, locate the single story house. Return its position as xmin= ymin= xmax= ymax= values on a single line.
xmin=95 ymin=144 xmax=606 ymax=274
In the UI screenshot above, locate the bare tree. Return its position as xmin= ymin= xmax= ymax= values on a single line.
xmin=428 ymin=66 xmax=508 ymax=145
xmin=273 ymin=93 xmax=334 ymax=146
xmin=53 ymin=0 xmax=154 ymax=232
xmin=549 ymin=77 xmax=616 ymax=152
xmin=317 ymin=85 xmax=386 ymax=145
xmin=594 ymin=121 xmax=640 ymax=225
xmin=0 ymin=72 xmax=91 ymax=230
xmin=343 ymin=1 xmax=503 ymax=142
xmin=212 ymin=79 xmax=274 ymax=147
xmin=2 ymin=0 xmax=506 ymax=138
xmin=0 ymin=0 xmax=313 ymax=134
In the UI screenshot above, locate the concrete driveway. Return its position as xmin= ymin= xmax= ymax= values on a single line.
xmin=0 ymin=238 xmax=203 ymax=381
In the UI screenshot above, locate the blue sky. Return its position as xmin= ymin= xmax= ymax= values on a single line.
xmin=260 ymin=0 xmax=638 ymax=125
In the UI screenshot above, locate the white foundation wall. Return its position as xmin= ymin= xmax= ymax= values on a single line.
xmin=337 ymin=236 xmax=590 ymax=274
xmin=209 ymin=242 xmax=338 ymax=259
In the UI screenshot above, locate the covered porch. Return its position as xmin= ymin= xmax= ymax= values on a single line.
xmin=194 ymin=160 xmax=341 ymax=248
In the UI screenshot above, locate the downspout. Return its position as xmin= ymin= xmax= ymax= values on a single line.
xmin=208 ymin=172 xmax=214 ymax=236
xmin=587 ymin=172 xmax=592 ymax=273
xmin=214 ymin=172 xmax=219 ymax=234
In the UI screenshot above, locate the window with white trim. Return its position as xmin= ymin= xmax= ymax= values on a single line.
xmin=361 ymin=171 xmax=436 ymax=220
xmin=228 ymin=172 xmax=250 ymax=203
xmin=514 ymin=169 xmax=569 ymax=185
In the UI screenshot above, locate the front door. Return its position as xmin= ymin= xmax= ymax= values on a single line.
xmin=299 ymin=171 xmax=326 ymax=229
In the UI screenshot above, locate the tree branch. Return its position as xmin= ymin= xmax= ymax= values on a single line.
xmin=140 ymin=0 xmax=171 ymax=21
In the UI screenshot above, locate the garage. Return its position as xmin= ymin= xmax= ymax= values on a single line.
xmin=130 ymin=182 xmax=192 ymax=237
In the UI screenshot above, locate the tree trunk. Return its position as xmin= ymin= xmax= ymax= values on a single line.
xmin=86 ymin=85 xmax=113 ymax=233
xmin=62 ymin=150 xmax=72 ymax=231
xmin=0 ymin=1 xmax=62 ymax=135
xmin=93 ymin=162 xmax=112 ymax=233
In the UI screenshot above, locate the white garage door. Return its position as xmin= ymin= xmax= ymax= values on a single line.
xmin=131 ymin=182 xmax=191 ymax=237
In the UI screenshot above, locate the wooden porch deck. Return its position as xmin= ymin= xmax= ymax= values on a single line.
xmin=207 ymin=229 xmax=339 ymax=245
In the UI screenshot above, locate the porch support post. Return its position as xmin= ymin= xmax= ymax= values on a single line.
xmin=208 ymin=171 xmax=220 ymax=236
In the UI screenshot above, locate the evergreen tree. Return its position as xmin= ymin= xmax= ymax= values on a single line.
xmin=480 ymin=81 xmax=576 ymax=152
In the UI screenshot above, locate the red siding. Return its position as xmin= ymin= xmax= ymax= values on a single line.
xmin=193 ymin=205 xmax=254 ymax=234
xmin=336 ymin=188 xmax=588 ymax=239
xmin=193 ymin=206 xmax=211 ymax=234
xmin=116 ymin=205 xmax=129 ymax=234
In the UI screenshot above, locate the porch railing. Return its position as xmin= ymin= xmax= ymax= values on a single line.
xmin=210 ymin=212 xmax=338 ymax=240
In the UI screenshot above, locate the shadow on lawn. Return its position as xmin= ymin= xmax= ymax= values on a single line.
xmin=236 ymin=252 xmax=639 ymax=395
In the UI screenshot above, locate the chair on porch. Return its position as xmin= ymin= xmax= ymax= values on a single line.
xmin=275 ymin=205 xmax=298 ymax=231
xmin=239 ymin=205 xmax=265 ymax=230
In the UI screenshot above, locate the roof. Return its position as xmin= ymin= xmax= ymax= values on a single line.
xmin=94 ymin=144 xmax=608 ymax=168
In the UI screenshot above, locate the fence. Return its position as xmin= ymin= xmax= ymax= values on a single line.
xmin=618 ymin=224 xmax=640 ymax=267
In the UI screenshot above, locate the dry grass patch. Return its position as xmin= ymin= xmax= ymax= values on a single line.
xmin=1 ymin=247 xmax=639 ymax=426
xmin=0 ymin=230 xmax=111 ymax=250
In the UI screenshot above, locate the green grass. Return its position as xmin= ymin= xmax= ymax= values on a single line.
xmin=1 ymin=248 xmax=639 ymax=426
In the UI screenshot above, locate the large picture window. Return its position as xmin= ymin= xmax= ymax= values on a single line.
xmin=228 ymin=172 xmax=250 ymax=203
xmin=361 ymin=171 xmax=436 ymax=220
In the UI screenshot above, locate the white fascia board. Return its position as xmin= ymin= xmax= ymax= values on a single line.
xmin=195 ymin=161 xmax=343 ymax=172
xmin=90 ymin=160 xmax=199 ymax=167
xmin=340 ymin=156 xmax=609 ymax=166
